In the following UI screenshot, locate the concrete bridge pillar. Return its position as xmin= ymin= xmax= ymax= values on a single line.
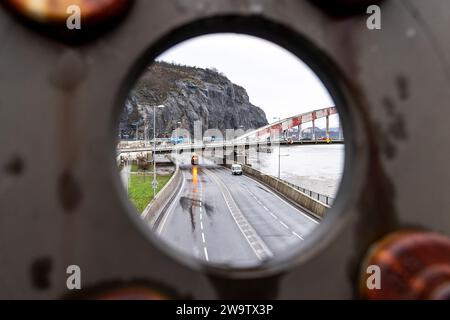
xmin=255 ymin=143 xmax=260 ymax=161
xmin=236 ymin=153 xmax=247 ymax=165
xmin=222 ymin=153 xmax=227 ymax=165
xmin=240 ymin=144 xmax=250 ymax=165
xmin=312 ymin=119 xmax=316 ymax=141
xmin=326 ymin=115 xmax=330 ymax=140
xmin=222 ymin=145 xmax=227 ymax=165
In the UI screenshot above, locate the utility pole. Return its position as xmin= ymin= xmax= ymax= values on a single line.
xmin=278 ymin=135 xmax=281 ymax=179
xmin=135 ymin=123 xmax=139 ymax=141
xmin=273 ymin=117 xmax=282 ymax=179
xmin=152 ymin=105 xmax=165 ymax=200
xmin=176 ymin=121 xmax=182 ymax=145
xmin=144 ymin=112 xmax=148 ymax=145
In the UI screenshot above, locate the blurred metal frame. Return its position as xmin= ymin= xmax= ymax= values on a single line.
xmin=0 ymin=0 xmax=449 ymax=299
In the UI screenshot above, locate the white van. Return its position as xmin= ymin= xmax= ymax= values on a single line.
xmin=231 ymin=164 xmax=243 ymax=175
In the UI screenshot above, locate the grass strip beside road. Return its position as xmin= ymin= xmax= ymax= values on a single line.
xmin=128 ymin=174 xmax=172 ymax=213
xmin=131 ymin=163 xmax=143 ymax=172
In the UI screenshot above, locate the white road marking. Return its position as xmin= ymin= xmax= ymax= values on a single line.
xmin=200 ymin=221 xmax=204 ymax=230
xmin=280 ymin=221 xmax=289 ymax=229
xmin=205 ymin=168 xmax=273 ymax=261
xmin=203 ymin=247 xmax=209 ymax=261
xmin=242 ymin=182 xmax=307 ymax=240
xmin=292 ymin=231 xmax=304 ymax=240
xmin=200 ymin=213 xmax=203 ymax=220
xmin=202 ymin=232 xmax=206 ymax=243
xmin=241 ymin=172 xmax=319 ymax=224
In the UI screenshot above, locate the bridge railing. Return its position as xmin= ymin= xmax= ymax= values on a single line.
xmin=282 ymin=180 xmax=335 ymax=206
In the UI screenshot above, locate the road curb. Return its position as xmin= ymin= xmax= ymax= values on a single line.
xmin=141 ymin=157 xmax=183 ymax=229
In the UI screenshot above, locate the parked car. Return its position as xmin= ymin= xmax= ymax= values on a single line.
xmin=231 ymin=164 xmax=243 ymax=175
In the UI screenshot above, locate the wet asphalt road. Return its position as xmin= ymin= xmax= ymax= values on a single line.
xmin=157 ymin=155 xmax=319 ymax=267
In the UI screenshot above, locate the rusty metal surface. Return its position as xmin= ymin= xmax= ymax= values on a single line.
xmin=2 ymin=0 xmax=134 ymax=43
xmin=0 ymin=0 xmax=449 ymax=299
xmin=5 ymin=0 xmax=130 ymax=22
xmin=360 ymin=231 xmax=450 ymax=299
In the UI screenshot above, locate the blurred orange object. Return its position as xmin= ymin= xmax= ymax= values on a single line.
xmin=5 ymin=0 xmax=131 ymax=24
xmin=360 ymin=231 xmax=450 ymax=300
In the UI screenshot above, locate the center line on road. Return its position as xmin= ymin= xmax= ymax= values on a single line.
xmin=200 ymin=221 xmax=204 ymax=230
xmin=202 ymin=232 xmax=206 ymax=243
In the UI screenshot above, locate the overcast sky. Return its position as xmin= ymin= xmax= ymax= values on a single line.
xmin=157 ymin=33 xmax=338 ymax=128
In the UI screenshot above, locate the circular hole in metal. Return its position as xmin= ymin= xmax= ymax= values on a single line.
xmin=115 ymin=16 xmax=355 ymax=276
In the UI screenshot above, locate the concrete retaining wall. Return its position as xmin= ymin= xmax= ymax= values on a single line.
xmin=241 ymin=165 xmax=329 ymax=219
xmin=209 ymin=156 xmax=328 ymax=219
xmin=141 ymin=161 xmax=182 ymax=228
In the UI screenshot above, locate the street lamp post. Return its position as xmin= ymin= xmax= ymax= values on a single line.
xmin=144 ymin=113 xmax=148 ymax=146
xmin=130 ymin=123 xmax=139 ymax=141
xmin=273 ymin=117 xmax=282 ymax=179
xmin=152 ymin=105 xmax=165 ymax=200
xmin=239 ymin=125 xmax=245 ymax=164
xmin=177 ymin=121 xmax=181 ymax=140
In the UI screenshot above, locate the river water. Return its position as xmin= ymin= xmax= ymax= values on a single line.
xmin=247 ymin=144 xmax=345 ymax=197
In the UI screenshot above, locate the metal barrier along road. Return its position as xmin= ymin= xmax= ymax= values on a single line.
xmin=283 ymin=180 xmax=335 ymax=206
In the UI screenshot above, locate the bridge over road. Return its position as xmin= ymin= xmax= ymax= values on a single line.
xmin=117 ymin=106 xmax=343 ymax=157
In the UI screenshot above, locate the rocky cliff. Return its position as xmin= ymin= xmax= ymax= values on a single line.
xmin=119 ymin=61 xmax=268 ymax=139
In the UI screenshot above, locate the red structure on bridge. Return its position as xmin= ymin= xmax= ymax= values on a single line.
xmin=239 ymin=107 xmax=341 ymax=142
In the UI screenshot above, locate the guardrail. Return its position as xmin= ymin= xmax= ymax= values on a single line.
xmin=282 ymin=180 xmax=335 ymax=206
xmin=210 ymin=155 xmax=329 ymax=219
xmin=240 ymin=165 xmax=329 ymax=219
